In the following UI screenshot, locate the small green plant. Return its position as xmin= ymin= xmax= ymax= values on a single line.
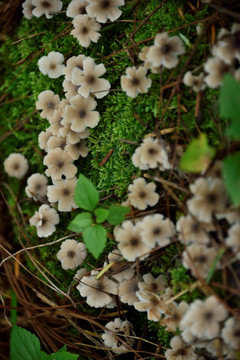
xmin=68 ymin=174 xmax=130 ymax=259
xmin=180 ymin=133 xmax=215 ymax=173
xmin=10 ymin=325 xmax=78 ymax=360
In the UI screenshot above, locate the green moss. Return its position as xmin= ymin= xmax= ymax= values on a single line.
xmin=148 ymin=321 xmax=173 ymax=349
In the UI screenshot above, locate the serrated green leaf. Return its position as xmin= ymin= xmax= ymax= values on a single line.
xmin=10 ymin=325 xmax=41 ymax=360
xmin=74 ymin=174 xmax=99 ymax=211
xmin=58 ymin=345 xmax=67 ymax=353
xmin=48 ymin=351 xmax=78 ymax=359
xmin=39 ymin=351 xmax=49 ymax=360
xmin=107 ymin=205 xmax=130 ymax=225
xmin=82 ymin=225 xmax=106 ymax=259
xmin=40 ymin=346 xmax=77 ymax=360
xmin=94 ymin=208 xmax=109 ymax=224
xmin=220 ymin=74 xmax=240 ymax=139
xmin=40 ymin=349 xmax=78 ymax=360
xmin=68 ymin=213 xmax=93 ymax=232
xmin=180 ymin=133 xmax=215 ymax=173
xmin=223 ymin=152 xmax=240 ymax=205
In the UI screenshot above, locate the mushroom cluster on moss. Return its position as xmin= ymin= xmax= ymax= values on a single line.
xmin=6 ymin=3 xmax=240 ymax=359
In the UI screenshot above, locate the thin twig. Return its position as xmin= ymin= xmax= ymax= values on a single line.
xmin=143 ymin=173 xmax=189 ymax=193
xmin=123 ymin=0 xmax=166 ymax=47
xmin=209 ymin=3 xmax=240 ymax=20
xmin=119 ymin=138 xmax=139 ymax=145
xmin=11 ymin=31 xmax=45 ymax=45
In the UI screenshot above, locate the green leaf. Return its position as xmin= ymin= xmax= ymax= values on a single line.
xmin=220 ymin=74 xmax=240 ymax=139
xmin=107 ymin=205 xmax=130 ymax=225
xmin=82 ymin=225 xmax=107 ymax=259
xmin=226 ymin=120 xmax=240 ymax=139
xmin=220 ymin=75 xmax=240 ymax=120
xmin=223 ymin=152 xmax=240 ymax=205
xmin=180 ymin=133 xmax=215 ymax=173
xmin=10 ymin=325 xmax=41 ymax=360
xmin=74 ymin=174 xmax=99 ymax=211
xmin=94 ymin=208 xmax=109 ymax=224
xmin=67 ymin=213 xmax=93 ymax=232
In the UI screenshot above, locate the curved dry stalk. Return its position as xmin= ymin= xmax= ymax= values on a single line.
xmin=0 ymin=233 xmax=80 ymax=267
xmin=0 ymin=244 xmax=72 ymax=300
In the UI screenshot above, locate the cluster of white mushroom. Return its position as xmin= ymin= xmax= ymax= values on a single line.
xmin=50 ymin=139 xmax=239 ymax=357
xmin=5 ymin=150 xmax=239 ymax=356
xmin=3 ymin=145 xmax=240 ymax=356
xmin=120 ymin=23 xmax=240 ymax=99
xmin=28 ymin=21 xmax=115 ymax=238
xmin=184 ymin=23 xmax=240 ymax=91
xmin=3 ymin=56 xmax=111 ymax=240
xmin=22 ymin=0 xmax=63 ymax=19
xmin=23 ymin=0 xmax=125 ymax=48
xmin=26 ymin=60 xmax=105 ymax=234
xmin=121 ymin=32 xmax=185 ymax=98
xmin=68 ymin=0 xmax=125 ymax=48
xmin=121 ymin=31 xmax=185 ymax=98
xmin=69 ymin=252 xmax=174 ymax=353
xmin=31 ymin=49 xmax=113 ymax=233
xmin=65 ymin=222 xmax=239 ymax=358
xmin=164 ymin=295 xmax=240 ymax=360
